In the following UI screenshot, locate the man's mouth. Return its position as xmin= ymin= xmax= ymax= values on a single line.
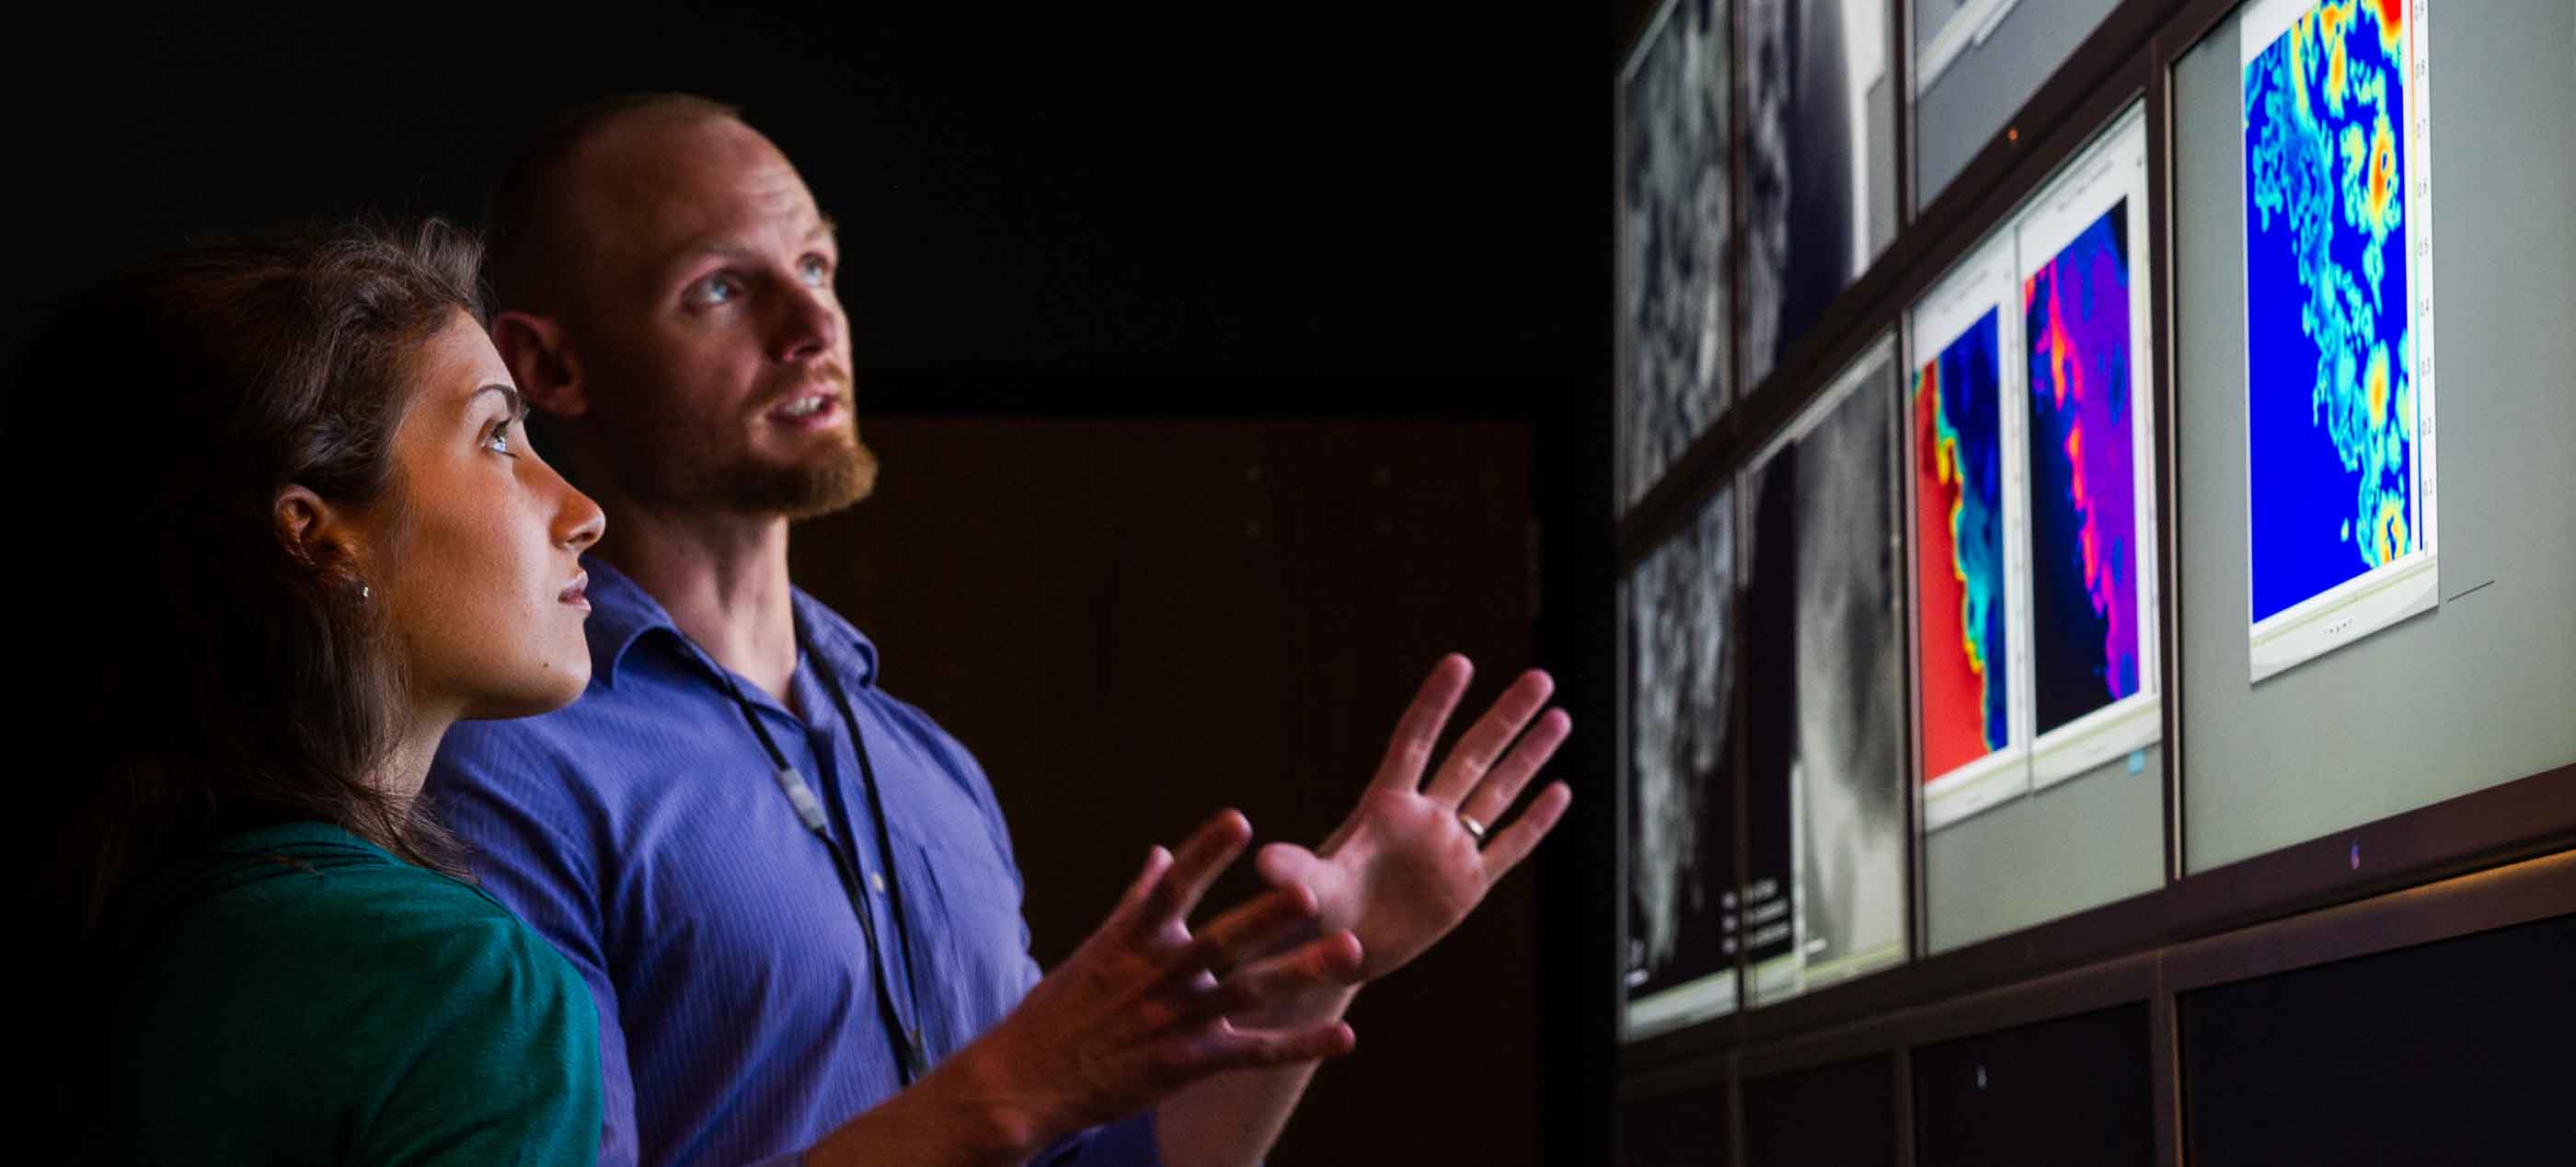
xmin=767 ymin=389 xmax=843 ymax=429
xmin=559 ymin=572 xmax=590 ymax=610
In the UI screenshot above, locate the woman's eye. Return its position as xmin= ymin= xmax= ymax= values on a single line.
xmin=485 ymin=421 xmax=518 ymax=456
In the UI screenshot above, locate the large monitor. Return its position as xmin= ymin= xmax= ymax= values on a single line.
xmin=1618 ymin=1076 xmax=1734 ymax=1167
xmin=1911 ymin=0 xmax=2125 ymax=210
xmin=1743 ymin=0 xmax=1897 ymax=388
xmin=1623 ymin=486 xmax=1742 ymax=1040
xmin=1913 ymin=1004 xmax=2154 ymax=1167
xmin=2182 ymin=916 xmax=2576 ymax=1164
xmin=2173 ymin=0 xmax=2576 ymax=872
xmin=1617 ymin=0 xmax=1734 ymax=514
xmin=1742 ymin=337 xmax=1909 ymax=1004
xmin=1911 ymin=105 xmax=2161 ymax=836
xmin=1744 ymin=1056 xmax=1900 ymax=1167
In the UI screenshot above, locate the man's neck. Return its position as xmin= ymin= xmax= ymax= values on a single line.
xmin=594 ymin=498 xmax=801 ymax=704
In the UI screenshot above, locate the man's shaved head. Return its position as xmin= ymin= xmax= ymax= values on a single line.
xmin=479 ymin=92 xmax=872 ymax=520
xmin=483 ymin=92 xmax=746 ymax=319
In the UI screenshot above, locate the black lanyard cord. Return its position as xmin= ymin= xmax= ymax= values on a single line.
xmin=719 ymin=632 xmax=929 ymax=1084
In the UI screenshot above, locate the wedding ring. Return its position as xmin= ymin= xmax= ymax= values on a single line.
xmin=1458 ymin=813 xmax=1489 ymax=844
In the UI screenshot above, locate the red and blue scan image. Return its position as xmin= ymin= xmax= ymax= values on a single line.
xmin=2024 ymin=202 xmax=2142 ymax=736
xmin=1913 ymin=310 xmax=2009 ymax=781
xmin=2245 ymin=0 xmax=2420 ymax=625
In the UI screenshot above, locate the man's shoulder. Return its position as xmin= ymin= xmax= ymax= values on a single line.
xmin=428 ymin=681 xmax=664 ymax=815
xmin=436 ymin=691 xmax=605 ymax=775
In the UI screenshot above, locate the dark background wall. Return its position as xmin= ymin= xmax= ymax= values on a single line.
xmin=796 ymin=416 xmax=1543 ymax=1164
xmin=10 ymin=1 xmax=1603 ymax=408
xmin=12 ymin=5 xmax=1619 ymax=1164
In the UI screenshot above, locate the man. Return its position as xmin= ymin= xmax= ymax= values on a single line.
xmin=428 ymin=93 xmax=1572 ymax=1167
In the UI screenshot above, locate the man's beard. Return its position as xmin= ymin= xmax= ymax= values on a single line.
xmin=711 ymin=430 xmax=879 ymax=520
xmin=602 ymin=400 xmax=880 ymax=520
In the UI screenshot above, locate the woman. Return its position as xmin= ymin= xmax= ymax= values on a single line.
xmin=21 ymin=219 xmax=606 ymax=1162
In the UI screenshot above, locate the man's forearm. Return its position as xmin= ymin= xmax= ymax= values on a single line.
xmin=802 ymin=1043 xmax=1052 ymax=1167
xmin=809 ymin=980 xmax=1358 ymax=1167
xmin=1153 ymin=984 xmax=1363 ymax=1167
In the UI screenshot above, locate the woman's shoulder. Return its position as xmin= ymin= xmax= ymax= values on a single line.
xmin=110 ymin=822 xmax=603 ymax=1164
xmin=172 ymin=824 xmax=525 ymax=946
xmin=130 ymin=822 xmax=582 ymax=1030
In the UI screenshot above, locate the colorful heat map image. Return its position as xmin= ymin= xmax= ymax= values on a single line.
xmin=1913 ymin=309 xmax=2009 ymax=782
xmin=2024 ymin=202 xmax=2143 ymax=737
xmin=2244 ymin=0 xmax=2420 ymax=626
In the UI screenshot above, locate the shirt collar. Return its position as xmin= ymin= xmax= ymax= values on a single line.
xmin=581 ymin=552 xmax=881 ymax=692
xmin=790 ymin=585 xmax=882 ymax=690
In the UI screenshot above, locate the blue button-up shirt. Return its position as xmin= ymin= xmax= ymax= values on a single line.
xmin=427 ymin=557 xmax=1157 ymax=1167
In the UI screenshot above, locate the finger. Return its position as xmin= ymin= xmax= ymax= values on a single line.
xmin=1097 ymin=845 xmax=1174 ymax=940
xmin=1476 ymin=780 xmax=1571 ymax=879
xmin=1175 ymin=1017 xmax=1358 ymax=1076
xmin=1126 ymin=810 xmax=1252 ymax=944
xmin=1457 ymin=707 xmax=1572 ymax=830
xmin=1161 ymin=809 xmax=1253 ymax=919
xmin=1177 ymin=882 xmax=1320 ymax=979
xmin=1216 ymin=931 xmax=1365 ymax=1011
xmin=1423 ymin=669 xmax=1556 ymax=806
xmin=1367 ymin=654 xmax=1474 ymax=795
xmin=1161 ymin=930 xmax=1364 ymax=1031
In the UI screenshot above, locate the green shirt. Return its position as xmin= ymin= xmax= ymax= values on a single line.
xmin=104 ymin=822 xmax=602 ymax=1165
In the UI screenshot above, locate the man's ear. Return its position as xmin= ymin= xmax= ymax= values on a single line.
xmin=489 ymin=309 xmax=587 ymax=419
xmin=275 ymin=484 xmax=364 ymax=574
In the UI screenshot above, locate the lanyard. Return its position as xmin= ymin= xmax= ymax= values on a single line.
xmin=719 ymin=630 xmax=929 ymax=1084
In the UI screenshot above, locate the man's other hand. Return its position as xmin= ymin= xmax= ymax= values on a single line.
xmin=930 ymin=810 xmax=1367 ymax=1157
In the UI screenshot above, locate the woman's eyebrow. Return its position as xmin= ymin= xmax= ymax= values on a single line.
xmin=469 ymin=383 xmax=526 ymax=421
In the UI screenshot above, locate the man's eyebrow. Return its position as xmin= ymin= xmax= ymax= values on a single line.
xmin=658 ymin=218 xmax=839 ymax=281
xmin=669 ymin=237 xmax=758 ymax=269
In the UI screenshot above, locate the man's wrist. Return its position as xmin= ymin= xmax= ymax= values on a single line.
xmin=805 ymin=1041 xmax=1056 ymax=1167
xmin=928 ymin=1040 xmax=1060 ymax=1161
xmin=1249 ymin=980 xmax=1363 ymax=1029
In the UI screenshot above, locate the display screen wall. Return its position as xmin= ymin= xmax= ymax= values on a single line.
xmin=1608 ymin=0 xmax=2576 ymax=1079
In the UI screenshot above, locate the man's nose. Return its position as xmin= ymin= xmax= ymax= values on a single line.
xmin=774 ymin=286 xmax=841 ymax=364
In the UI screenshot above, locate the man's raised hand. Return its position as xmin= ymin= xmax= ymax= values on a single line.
xmin=1255 ymin=654 xmax=1573 ymax=983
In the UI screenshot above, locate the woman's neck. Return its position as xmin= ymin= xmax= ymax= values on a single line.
xmin=372 ymin=709 xmax=455 ymax=815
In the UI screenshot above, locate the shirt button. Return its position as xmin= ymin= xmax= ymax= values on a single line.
xmin=869 ymin=870 xmax=888 ymax=895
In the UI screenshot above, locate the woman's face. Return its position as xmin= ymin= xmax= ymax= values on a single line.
xmin=362 ymin=311 xmax=604 ymax=722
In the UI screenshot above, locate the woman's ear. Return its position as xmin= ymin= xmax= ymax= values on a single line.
xmin=489 ymin=310 xmax=586 ymax=419
xmin=274 ymin=484 xmax=362 ymax=574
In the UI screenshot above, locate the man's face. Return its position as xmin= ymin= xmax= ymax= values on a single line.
xmin=567 ymin=114 xmax=875 ymax=518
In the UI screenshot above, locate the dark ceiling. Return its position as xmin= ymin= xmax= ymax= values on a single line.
xmin=13 ymin=2 xmax=1611 ymax=418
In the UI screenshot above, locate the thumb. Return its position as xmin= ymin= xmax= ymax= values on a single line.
xmin=1255 ymin=842 xmax=1324 ymax=890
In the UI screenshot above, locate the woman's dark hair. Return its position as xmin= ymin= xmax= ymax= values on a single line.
xmin=11 ymin=217 xmax=488 ymax=945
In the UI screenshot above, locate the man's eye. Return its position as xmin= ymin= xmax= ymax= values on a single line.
xmin=686 ymin=274 xmax=742 ymax=307
xmin=798 ymin=256 xmax=832 ymax=286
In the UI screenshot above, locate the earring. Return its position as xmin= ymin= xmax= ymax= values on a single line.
xmin=362 ymin=584 xmax=371 ymax=600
